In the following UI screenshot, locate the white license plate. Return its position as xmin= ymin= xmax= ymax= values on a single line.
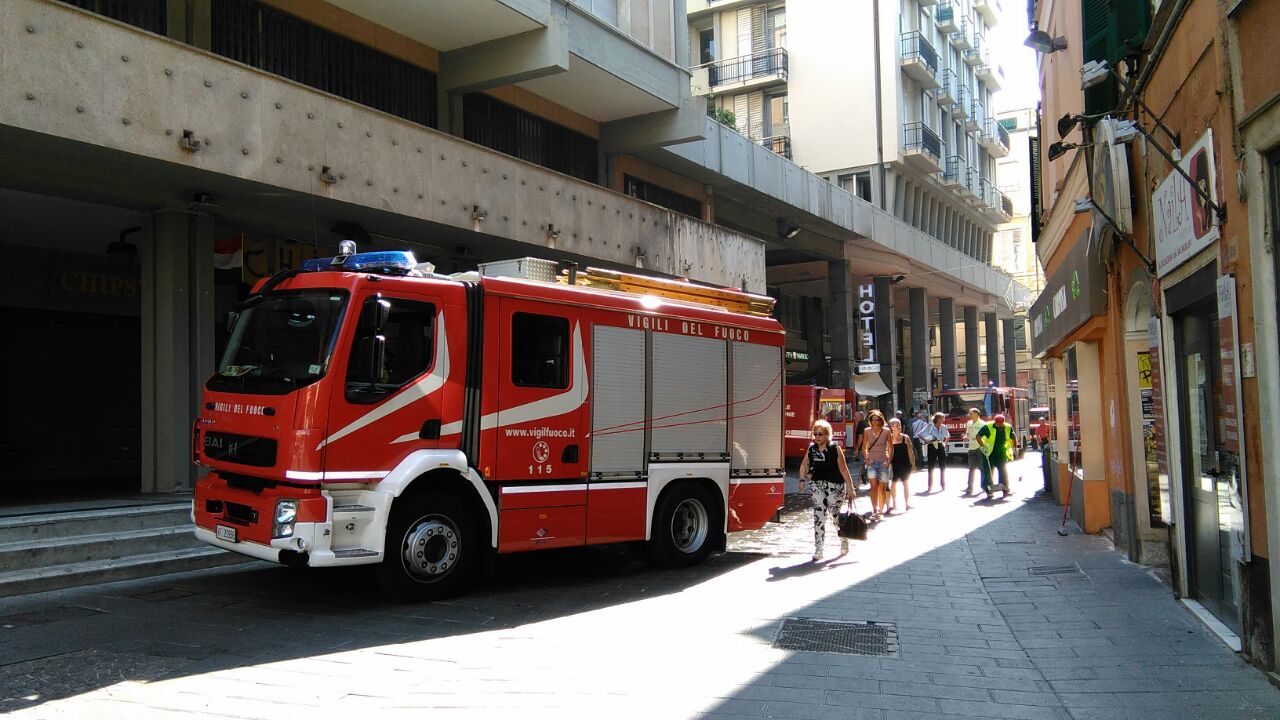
xmin=216 ymin=525 xmax=238 ymax=543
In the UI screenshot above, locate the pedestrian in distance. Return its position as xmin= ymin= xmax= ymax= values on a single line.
xmin=963 ymin=408 xmax=990 ymax=496
xmin=910 ymin=409 xmax=928 ymax=474
xmin=797 ymin=419 xmax=855 ymax=562
xmin=920 ymin=411 xmax=949 ymax=493
xmin=887 ymin=417 xmax=917 ymax=512
xmin=844 ymin=410 xmax=866 ymax=486
xmin=976 ymin=413 xmax=1015 ymax=500
xmin=860 ymin=410 xmax=893 ymax=520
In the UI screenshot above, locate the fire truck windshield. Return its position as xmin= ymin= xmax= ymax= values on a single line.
xmin=936 ymin=391 xmax=990 ymax=418
xmin=208 ymin=290 xmax=349 ymax=395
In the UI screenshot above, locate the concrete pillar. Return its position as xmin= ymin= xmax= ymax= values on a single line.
xmin=1003 ymin=317 xmax=1019 ymax=388
xmin=141 ymin=209 xmax=214 ymax=493
xmin=805 ymin=296 xmax=825 ymax=375
xmin=984 ymin=311 xmax=1000 ymax=386
xmin=909 ymin=287 xmax=929 ymax=410
xmin=939 ymin=297 xmax=957 ymax=390
xmin=828 ymin=260 xmax=855 ymax=390
xmin=874 ymin=275 xmax=897 ymax=410
xmin=964 ymin=305 xmax=981 ymax=386
xmin=1074 ymin=342 xmax=1110 ymax=533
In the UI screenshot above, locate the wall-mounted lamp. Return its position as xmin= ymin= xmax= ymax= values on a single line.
xmin=783 ymin=225 xmax=801 ymax=239
xmin=1047 ymin=141 xmax=1081 ymax=161
xmin=1080 ymin=60 xmax=1110 ymax=91
xmin=1024 ymin=29 xmax=1068 ymax=54
xmin=108 ymin=226 xmax=141 ymax=260
xmin=890 ymin=275 xmax=906 ymax=285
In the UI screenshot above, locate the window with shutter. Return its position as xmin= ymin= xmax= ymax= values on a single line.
xmin=1029 ymin=134 xmax=1043 ymax=242
xmin=1081 ymin=0 xmax=1153 ymax=116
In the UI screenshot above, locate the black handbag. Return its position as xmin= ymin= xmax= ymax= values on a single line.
xmin=838 ymin=497 xmax=869 ymax=540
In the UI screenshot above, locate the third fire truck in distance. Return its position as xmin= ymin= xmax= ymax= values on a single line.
xmin=932 ymin=386 xmax=1031 ymax=458
xmin=192 ymin=247 xmax=785 ymax=600
xmin=783 ymin=385 xmax=856 ymax=461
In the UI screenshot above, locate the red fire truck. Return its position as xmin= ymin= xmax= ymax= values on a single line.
xmin=783 ymin=386 xmax=856 ymax=461
xmin=932 ymin=386 xmax=1031 ymax=458
xmin=192 ymin=248 xmax=785 ymax=599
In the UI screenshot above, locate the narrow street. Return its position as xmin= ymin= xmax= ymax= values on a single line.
xmin=2 ymin=453 xmax=1278 ymax=719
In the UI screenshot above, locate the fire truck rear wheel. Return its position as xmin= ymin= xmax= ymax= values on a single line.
xmin=376 ymin=491 xmax=476 ymax=601
xmin=647 ymin=483 xmax=722 ymax=568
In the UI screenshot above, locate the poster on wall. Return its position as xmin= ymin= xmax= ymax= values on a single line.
xmin=1148 ymin=315 xmax=1171 ymax=525
xmin=1152 ymin=130 xmax=1220 ymax=277
xmin=1216 ymin=274 xmax=1250 ymax=558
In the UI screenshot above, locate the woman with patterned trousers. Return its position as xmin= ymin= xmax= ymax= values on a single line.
xmin=797 ymin=419 xmax=855 ymax=562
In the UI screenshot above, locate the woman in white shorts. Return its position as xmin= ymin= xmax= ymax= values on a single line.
xmin=860 ymin=410 xmax=893 ymax=519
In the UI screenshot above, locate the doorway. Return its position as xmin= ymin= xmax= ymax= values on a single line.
xmin=1169 ymin=263 xmax=1243 ymax=633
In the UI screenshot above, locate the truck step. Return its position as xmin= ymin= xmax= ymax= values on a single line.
xmin=332 ymin=548 xmax=378 ymax=558
xmin=0 ymin=503 xmax=192 ymax=544
xmin=0 ymin=526 xmax=205 ymax=569
xmin=333 ymin=504 xmax=375 ymax=513
xmin=0 ymin=547 xmax=254 ymax=598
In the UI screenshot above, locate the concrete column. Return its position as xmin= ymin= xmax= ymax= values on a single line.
xmin=874 ymin=275 xmax=897 ymax=410
xmin=909 ymin=287 xmax=929 ymax=410
xmin=1003 ymin=317 xmax=1019 ymax=388
xmin=141 ymin=209 xmax=214 ymax=493
xmin=805 ymin=296 xmax=825 ymax=375
xmin=964 ymin=305 xmax=980 ymax=386
xmin=984 ymin=312 xmax=1000 ymax=386
xmin=938 ymin=297 xmax=957 ymax=390
xmin=1074 ymin=341 xmax=1110 ymax=532
xmin=828 ymin=260 xmax=855 ymax=390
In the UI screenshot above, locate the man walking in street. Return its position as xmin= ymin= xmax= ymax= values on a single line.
xmin=964 ymin=408 xmax=989 ymax=496
xmin=910 ymin=409 xmax=928 ymax=477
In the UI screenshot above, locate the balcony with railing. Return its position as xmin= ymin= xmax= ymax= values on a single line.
xmin=936 ymin=3 xmax=959 ymax=34
xmin=965 ymin=96 xmax=985 ymax=133
xmin=952 ymin=84 xmax=969 ymax=119
xmin=936 ymin=68 xmax=957 ymax=106
xmin=998 ymin=188 xmax=1014 ymax=219
xmin=694 ymin=47 xmax=788 ymax=95
xmin=976 ymin=176 xmax=994 ymax=208
xmin=952 ymin=20 xmax=972 ymax=50
xmin=900 ymin=32 xmax=941 ymax=89
xmin=943 ymin=155 xmax=965 ymax=187
xmin=962 ymin=164 xmax=981 ymax=199
xmin=761 ymin=134 xmax=793 ymax=160
xmin=903 ymin=121 xmax=944 ymax=172
xmin=980 ymin=118 xmax=1010 ymax=157
xmin=964 ymin=33 xmax=984 ymax=66
xmin=978 ymin=61 xmax=1002 ymax=90
xmin=975 ymin=0 xmax=1000 ymax=27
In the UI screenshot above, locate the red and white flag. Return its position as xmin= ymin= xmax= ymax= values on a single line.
xmin=214 ymin=234 xmax=243 ymax=269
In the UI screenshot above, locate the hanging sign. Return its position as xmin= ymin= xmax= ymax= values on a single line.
xmin=856 ymin=283 xmax=879 ymax=373
xmin=1153 ymin=130 xmax=1220 ymax=277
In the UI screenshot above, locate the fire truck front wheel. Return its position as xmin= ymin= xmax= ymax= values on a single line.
xmin=376 ymin=491 xmax=476 ymax=601
xmin=647 ymin=483 xmax=723 ymax=568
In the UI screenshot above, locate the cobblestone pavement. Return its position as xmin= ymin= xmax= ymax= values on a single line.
xmin=3 ymin=454 xmax=1279 ymax=719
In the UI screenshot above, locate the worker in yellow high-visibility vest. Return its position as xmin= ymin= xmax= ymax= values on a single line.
xmin=976 ymin=414 xmax=1015 ymax=500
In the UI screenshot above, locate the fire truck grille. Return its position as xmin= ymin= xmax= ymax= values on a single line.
xmin=223 ymin=502 xmax=259 ymax=525
xmin=772 ymin=618 xmax=899 ymax=657
xmin=203 ymin=432 xmax=277 ymax=467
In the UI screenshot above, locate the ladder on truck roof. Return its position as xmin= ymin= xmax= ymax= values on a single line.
xmin=479 ymin=257 xmax=776 ymax=317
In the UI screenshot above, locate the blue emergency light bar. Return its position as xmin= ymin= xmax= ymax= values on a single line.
xmin=300 ymin=250 xmax=419 ymax=275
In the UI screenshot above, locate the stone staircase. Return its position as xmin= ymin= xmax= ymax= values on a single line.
xmin=0 ymin=501 xmax=252 ymax=597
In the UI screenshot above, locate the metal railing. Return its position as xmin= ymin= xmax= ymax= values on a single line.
xmin=999 ymin=189 xmax=1014 ymax=216
xmin=900 ymin=31 xmax=939 ymax=75
xmin=979 ymin=176 xmax=993 ymax=206
xmin=761 ymin=135 xmax=793 ymax=160
xmin=955 ymin=84 xmax=969 ymax=108
xmin=903 ymin=121 xmax=943 ymax=160
xmin=936 ymin=3 xmax=956 ymax=28
xmin=970 ymin=97 xmax=985 ymax=126
xmin=944 ymin=155 xmax=964 ymax=183
xmin=707 ymin=47 xmax=788 ymax=87
xmin=937 ymin=67 xmax=957 ymax=100
xmin=952 ymin=19 xmax=969 ymax=46
xmin=965 ymin=33 xmax=983 ymax=62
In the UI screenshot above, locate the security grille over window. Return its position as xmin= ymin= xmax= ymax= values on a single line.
xmin=772 ymin=618 xmax=900 ymax=657
xmin=464 ymin=94 xmax=599 ymax=183
xmin=210 ymin=0 xmax=437 ymax=128
xmin=59 ymin=0 xmax=166 ymax=34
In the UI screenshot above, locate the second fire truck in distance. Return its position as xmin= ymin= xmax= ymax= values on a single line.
xmin=192 ymin=247 xmax=785 ymax=600
xmin=932 ymin=386 xmax=1031 ymax=458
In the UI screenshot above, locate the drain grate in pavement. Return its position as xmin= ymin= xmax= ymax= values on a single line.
xmin=772 ymin=618 xmax=899 ymax=657
xmin=1028 ymin=564 xmax=1084 ymax=577
xmin=0 ymin=605 xmax=105 ymax=629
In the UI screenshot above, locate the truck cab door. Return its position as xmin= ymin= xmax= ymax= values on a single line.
xmin=320 ymin=290 xmax=455 ymax=480
xmin=492 ymin=300 xmax=588 ymax=482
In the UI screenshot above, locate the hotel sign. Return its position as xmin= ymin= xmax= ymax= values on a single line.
xmin=857 ymin=282 xmax=879 ymax=372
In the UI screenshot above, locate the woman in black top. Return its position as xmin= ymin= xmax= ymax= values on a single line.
xmin=798 ymin=419 xmax=855 ymax=562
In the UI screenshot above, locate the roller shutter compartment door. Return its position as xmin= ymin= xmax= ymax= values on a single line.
xmin=651 ymin=334 xmax=726 ymax=459
xmin=0 ymin=308 xmax=141 ymax=489
xmin=731 ymin=342 xmax=782 ymax=473
xmin=590 ymin=325 xmax=646 ymax=476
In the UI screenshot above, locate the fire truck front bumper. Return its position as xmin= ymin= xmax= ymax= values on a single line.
xmin=193 ymin=475 xmax=327 ymax=566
